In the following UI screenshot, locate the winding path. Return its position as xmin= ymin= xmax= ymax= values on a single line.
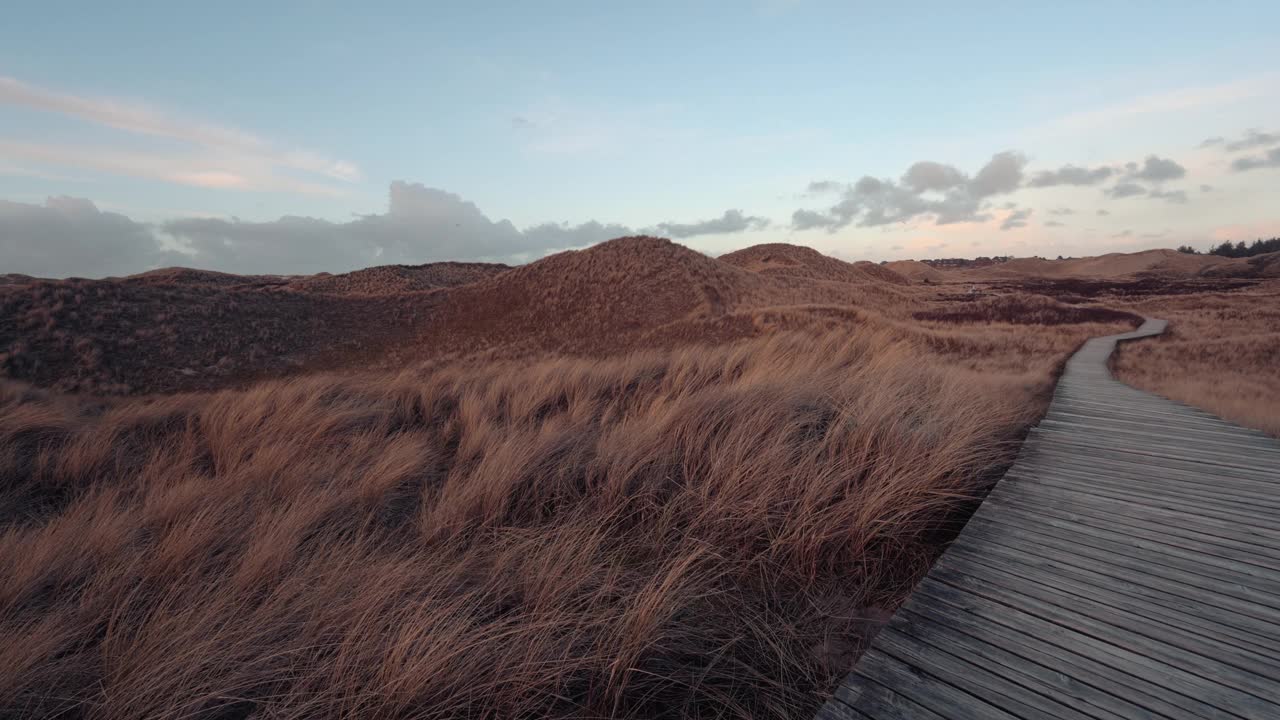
xmin=821 ymin=318 xmax=1280 ymax=719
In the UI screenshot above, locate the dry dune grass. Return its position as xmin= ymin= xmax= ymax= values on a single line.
xmin=1111 ymin=280 xmax=1280 ymax=436
xmin=290 ymin=262 xmax=511 ymax=295
xmin=0 ymin=330 xmax=1033 ymax=720
xmin=719 ymin=244 xmax=909 ymax=285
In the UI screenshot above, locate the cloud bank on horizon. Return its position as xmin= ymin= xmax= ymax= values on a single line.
xmin=3 ymin=123 xmax=1280 ymax=278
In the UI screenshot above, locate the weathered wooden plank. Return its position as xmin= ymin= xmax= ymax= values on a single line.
xmin=1001 ymin=466 xmax=1280 ymax=524
xmin=871 ymin=622 xmax=1099 ymax=720
xmin=815 ymin=695 xmax=872 ymax=720
xmin=1027 ymin=434 xmax=1280 ymax=478
xmin=851 ymin=649 xmax=1024 ymax=720
xmin=915 ymin=579 xmax=1264 ymax=719
xmin=1011 ymin=452 xmax=1280 ymax=502
xmin=963 ymin=516 xmax=1280 ymax=616
xmin=942 ymin=540 xmax=1280 ymax=662
xmin=928 ymin=570 xmax=1280 ymax=714
xmin=994 ymin=483 xmax=1280 ymax=559
xmin=1048 ymin=401 xmax=1275 ymax=439
xmin=1047 ymin=405 xmax=1269 ymax=439
xmin=1037 ymin=415 xmax=1280 ymax=455
xmin=950 ymin=523 xmax=1280 ymax=645
xmin=906 ymin=586 xmax=1243 ymax=720
xmin=1003 ymin=467 xmax=1280 ymax=532
xmin=932 ymin=549 xmax=1280 ymax=684
xmin=984 ymin=489 xmax=1280 ymax=566
xmin=889 ymin=608 xmax=1137 ymax=720
xmin=828 ymin=676 xmax=947 ymax=720
xmin=1002 ymin=460 xmax=1280 ymax=520
xmin=981 ymin=502 xmax=1280 ymax=587
xmin=1030 ymin=431 xmax=1280 ymax=479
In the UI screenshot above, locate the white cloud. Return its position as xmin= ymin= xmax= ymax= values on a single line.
xmin=1026 ymin=165 xmax=1114 ymax=187
xmin=1231 ymin=148 xmax=1280 ymax=172
xmin=0 ymin=196 xmax=181 ymax=277
xmin=1125 ymin=155 xmax=1186 ymax=183
xmin=793 ymin=152 xmax=1027 ymax=231
xmin=650 ymin=209 xmax=769 ymax=238
xmin=1202 ymin=128 xmax=1280 ymax=152
xmin=0 ymin=183 xmax=768 ymax=277
xmin=1000 ymin=208 xmax=1032 ymax=231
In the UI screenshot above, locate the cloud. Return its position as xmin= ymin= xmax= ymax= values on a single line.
xmin=1000 ymin=208 xmax=1032 ymax=231
xmin=1105 ymin=182 xmax=1148 ymax=199
xmin=805 ymin=180 xmax=845 ymax=195
xmin=160 ymin=182 xmax=651 ymax=274
xmin=1 ymin=183 xmax=774 ymax=277
xmin=1148 ymin=188 xmax=1188 ymax=204
xmin=650 ymin=209 xmax=769 ymax=238
xmin=969 ymin=151 xmax=1027 ymax=197
xmin=1205 ymin=128 xmax=1280 ymax=152
xmin=791 ymin=208 xmax=837 ymax=230
xmin=901 ymin=161 xmax=966 ymax=192
xmin=1097 ymin=209 xmax=1111 ymax=216
xmin=1126 ymin=155 xmax=1186 ymax=183
xmin=792 ymin=151 xmax=1027 ymax=231
xmin=0 ymin=75 xmax=361 ymax=192
xmin=0 ymin=196 xmax=179 ymax=277
xmin=1045 ymin=220 xmax=1065 ymax=227
xmin=1230 ymin=147 xmax=1280 ymax=172
xmin=1026 ymin=164 xmax=1113 ymax=187
xmin=1200 ymin=184 xmax=1214 ymax=192
xmin=0 ymin=140 xmax=344 ymax=196
xmin=1048 ymin=207 xmax=1075 ymax=216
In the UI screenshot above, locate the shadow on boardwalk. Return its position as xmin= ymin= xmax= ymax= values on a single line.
xmin=822 ymin=318 xmax=1280 ymax=720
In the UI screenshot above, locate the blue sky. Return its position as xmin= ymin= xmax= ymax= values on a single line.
xmin=3 ymin=1 xmax=1279 ymax=276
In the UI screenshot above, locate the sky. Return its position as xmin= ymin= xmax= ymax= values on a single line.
xmin=2 ymin=1 xmax=1280 ymax=278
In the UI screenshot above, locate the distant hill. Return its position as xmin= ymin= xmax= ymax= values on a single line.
xmin=720 ymin=243 xmax=909 ymax=285
xmin=5 ymin=239 xmax=1266 ymax=395
xmin=957 ymin=249 xmax=1235 ymax=280
xmin=884 ymin=260 xmax=946 ymax=284
xmin=1199 ymin=251 xmax=1280 ymax=279
xmin=416 ymin=236 xmax=770 ymax=357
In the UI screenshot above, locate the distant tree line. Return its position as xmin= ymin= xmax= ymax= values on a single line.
xmin=1177 ymin=238 xmax=1280 ymax=258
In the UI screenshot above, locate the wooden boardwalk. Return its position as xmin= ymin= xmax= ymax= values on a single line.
xmin=820 ymin=318 xmax=1280 ymax=719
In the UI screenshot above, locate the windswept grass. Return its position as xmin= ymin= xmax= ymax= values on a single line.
xmin=1111 ymin=281 xmax=1280 ymax=437
xmin=0 ymin=330 xmax=1034 ymax=720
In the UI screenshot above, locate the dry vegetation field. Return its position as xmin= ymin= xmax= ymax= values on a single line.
xmin=0 ymin=238 xmax=1275 ymax=719
xmin=1111 ymin=280 xmax=1280 ymax=436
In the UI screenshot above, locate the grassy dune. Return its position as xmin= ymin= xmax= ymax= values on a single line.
xmin=0 ymin=330 xmax=1041 ymax=719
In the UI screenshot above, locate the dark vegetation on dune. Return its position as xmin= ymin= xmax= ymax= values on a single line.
xmin=913 ymin=293 xmax=1143 ymax=326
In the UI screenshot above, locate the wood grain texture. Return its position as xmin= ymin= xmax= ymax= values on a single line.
xmin=821 ymin=318 xmax=1280 ymax=719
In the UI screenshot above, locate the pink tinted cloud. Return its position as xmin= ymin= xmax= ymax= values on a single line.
xmin=0 ymin=75 xmax=362 ymax=187
xmin=0 ymin=140 xmax=345 ymax=196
